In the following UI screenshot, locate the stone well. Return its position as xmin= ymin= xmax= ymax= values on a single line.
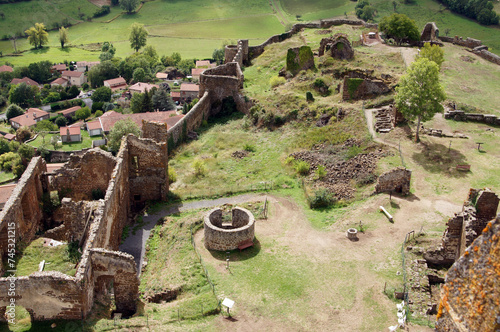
xmin=204 ymin=207 xmax=255 ymax=251
xmin=346 ymin=228 xmax=358 ymax=240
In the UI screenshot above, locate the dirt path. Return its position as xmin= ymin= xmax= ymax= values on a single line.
xmin=400 ymin=48 xmax=418 ymax=68
xmin=269 ymin=0 xmax=290 ymax=27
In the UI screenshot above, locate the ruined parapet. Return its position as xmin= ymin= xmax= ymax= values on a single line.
xmin=224 ymin=45 xmax=239 ymax=64
xmin=421 ymin=22 xmax=439 ymax=41
xmin=444 ymin=109 xmax=500 ymax=125
xmin=142 ymin=120 xmax=168 ymax=144
xmin=204 ymin=207 xmax=255 ymax=251
xmin=51 ymin=149 xmax=117 ymax=201
xmin=436 ymin=215 xmax=500 ymax=331
xmin=375 ymin=167 xmax=411 ymax=195
xmin=342 ymin=77 xmax=391 ymax=100
xmin=224 ymin=40 xmax=249 ymax=66
xmin=199 ymin=62 xmax=244 ymax=99
xmin=438 ymin=35 xmax=482 ymax=49
xmin=472 ymin=46 xmax=500 ymax=66
xmin=286 ymin=46 xmax=315 ymax=76
xmin=468 ymin=188 xmax=499 ymax=221
xmin=319 ymin=34 xmax=354 ymax=59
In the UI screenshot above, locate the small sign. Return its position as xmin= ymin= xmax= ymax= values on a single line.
xmin=222 ymin=298 xmax=234 ymax=309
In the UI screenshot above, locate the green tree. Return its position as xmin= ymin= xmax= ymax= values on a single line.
xmin=120 ymin=0 xmax=139 ymax=13
xmin=395 ymin=58 xmax=446 ymax=142
xmin=355 ymin=0 xmax=375 ymax=21
xmin=379 ymin=13 xmax=420 ymax=45
xmin=55 ymin=115 xmax=68 ymax=127
xmin=0 ymin=152 xmax=21 ymax=172
xmin=16 ymin=126 xmax=32 ymax=142
xmin=91 ymin=86 xmax=112 ymax=102
xmin=130 ymin=92 xmax=144 ymax=113
xmin=99 ymin=41 xmax=116 ymax=62
xmin=18 ymin=144 xmax=34 ymax=164
xmin=50 ymin=135 xmax=61 ymax=150
xmin=88 ymin=61 xmax=119 ymax=88
xmin=417 ymin=42 xmax=445 ymax=69
xmin=25 ymin=23 xmax=49 ymax=49
xmin=129 ymin=23 xmax=148 ymax=52
xmin=142 ymin=45 xmax=158 ymax=66
xmin=132 ymin=67 xmax=146 ymax=82
xmin=35 ymin=119 xmax=58 ymax=132
xmin=27 ymin=61 xmax=53 ymax=83
xmin=0 ymin=138 xmax=11 ymax=155
xmin=75 ymin=107 xmax=91 ymax=120
xmin=152 ymin=87 xmax=174 ymax=111
xmin=108 ymin=118 xmax=141 ymax=152
xmin=59 ymin=26 xmax=69 ymax=48
xmin=178 ymin=59 xmax=195 ymax=76
xmin=212 ymin=48 xmax=224 ymax=65
xmin=9 ymin=83 xmax=38 ymax=108
xmin=6 ymin=104 xmax=24 ymax=120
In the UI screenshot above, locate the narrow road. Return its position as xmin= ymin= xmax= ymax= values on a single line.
xmin=119 ymin=193 xmax=266 ymax=275
xmin=269 ymin=0 xmax=289 ymax=27
xmin=364 ymin=107 xmax=399 ymax=149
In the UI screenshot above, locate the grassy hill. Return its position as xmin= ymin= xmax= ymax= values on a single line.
xmin=0 ymin=0 xmax=499 ymax=66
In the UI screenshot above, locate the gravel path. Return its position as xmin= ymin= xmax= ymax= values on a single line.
xmin=119 ymin=193 xmax=266 ymax=275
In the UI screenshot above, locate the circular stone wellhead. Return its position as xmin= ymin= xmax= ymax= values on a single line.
xmin=204 ymin=207 xmax=255 ymax=251
xmin=347 ymin=228 xmax=358 ymax=240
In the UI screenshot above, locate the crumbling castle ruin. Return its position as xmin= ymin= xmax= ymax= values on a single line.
xmin=375 ymin=167 xmax=412 ymax=195
xmin=318 ymin=33 xmax=354 ymax=60
xmin=0 ymin=134 xmax=168 ymax=320
xmin=204 ymin=207 xmax=255 ymax=251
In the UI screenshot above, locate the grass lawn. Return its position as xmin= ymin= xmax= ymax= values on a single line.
xmin=13 ymin=238 xmax=77 ymax=277
xmin=0 ymin=170 xmax=16 ymax=183
xmin=27 ymin=130 xmax=101 ymax=151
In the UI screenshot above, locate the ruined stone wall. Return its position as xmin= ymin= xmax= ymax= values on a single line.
xmin=142 ymin=120 xmax=168 ymax=144
xmin=342 ymin=77 xmax=391 ymax=100
xmin=224 ymin=45 xmax=239 ymax=64
xmin=436 ymin=215 xmax=500 ymax=332
xmin=51 ymin=149 xmax=117 ymax=201
xmin=0 ymin=272 xmax=83 ymax=321
xmin=199 ymin=62 xmax=244 ymax=98
xmin=438 ymin=36 xmax=482 ymax=48
xmin=472 ymin=48 xmax=500 ymax=65
xmin=375 ymin=167 xmax=411 ymax=195
xmin=126 ymin=135 xmax=168 ymax=204
xmin=0 ymin=157 xmax=47 ymax=273
xmin=421 ymin=22 xmax=439 ymax=41
xmin=204 ymin=207 xmax=255 ymax=251
xmin=444 ymin=110 xmax=500 ymax=126
xmin=50 ymin=198 xmax=93 ymax=242
xmin=425 ymin=212 xmax=466 ymax=267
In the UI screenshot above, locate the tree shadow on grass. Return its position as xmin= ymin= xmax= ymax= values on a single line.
xmin=30 ymin=47 xmax=49 ymax=55
xmin=208 ymin=237 xmax=261 ymax=262
xmin=412 ymin=141 xmax=469 ymax=178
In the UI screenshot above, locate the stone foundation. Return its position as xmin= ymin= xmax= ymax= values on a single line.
xmin=204 ymin=207 xmax=255 ymax=251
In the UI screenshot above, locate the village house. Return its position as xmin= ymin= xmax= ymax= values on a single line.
xmin=1 ymin=133 xmax=15 ymax=142
xmin=191 ymin=68 xmax=205 ymax=81
xmin=156 ymin=72 xmax=168 ymax=80
xmin=57 ymin=106 xmax=81 ymax=119
xmin=50 ymin=77 xmax=69 ymax=88
xmin=61 ymin=71 xmax=86 ymax=87
xmin=98 ymin=110 xmax=183 ymax=133
xmin=10 ymin=77 xmax=40 ymax=89
xmin=104 ymin=77 xmax=128 ymax=92
xmin=76 ymin=61 xmax=100 ymax=72
xmin=0 ymin=65 xmax=13 ymax=73
xmin=180 ymin=83 xmax=199 ymax=102
xmin=195 ymin=60 xmax=216 ymax=68
xmin=51 ymin=64 xmax=68 ymax=74
xmin=10 ymin=108 xmax=49 ymax=129
xmin=86 ymin=120 xmax=103 ymax=136
xmin=129 ymin=82 xmax=159 ymax=94
xmin=171 ymin=91 xmax=180 ymax=103
xmin=60 ymin=126 xmax=81 ymax=143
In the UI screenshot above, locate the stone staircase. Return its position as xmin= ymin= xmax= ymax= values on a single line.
xmin=374 ymin=107 xmax=394 ymax=133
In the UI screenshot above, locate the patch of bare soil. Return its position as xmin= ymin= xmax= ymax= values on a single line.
xmin=231 ymin=150 xmax=249 ymax=159
xmin=460 ymin=55 xmax=475 ymax=63
xmin=88 ymin=0 xmax=110 ymax=7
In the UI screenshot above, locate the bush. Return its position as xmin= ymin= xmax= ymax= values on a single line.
xmin=345 ymin=146 xmax=364 ymax=160
xmin=270 ymin=76 xmax=286 ymax=88
xmin=308 ymin=188 xmax=335 ymax=209
xmin=314 ymin=165 xmax=327 ymax=180
xmin=168 ymin=167 xmax=177 ymax=183
xmin=243 ymin=143 xmax=256 ymax=152
xmin=192 ymin=159 xmax=207 ymax=177
xmin=0 ymin=152 xmax=21 ymax=172
xmin=94 ymin=5 xmax=110 ymax=18
xmin=285 ymin=156 xmax=295 ymax=165
xmin=294 ymin=160 xmax=310 ymax=176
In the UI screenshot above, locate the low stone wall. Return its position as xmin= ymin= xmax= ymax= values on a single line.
xmin=142 ymin=120 xmax=168 ymax=144
xmin=444 ymin=110 xmax=500 ymax=126
xmin=375 ymin=167 xmax=411 ymax=195
xmin=438 ymin=35 xmax=482 ymax=48
xmin=47 ymin=148 xmax=91 ymax=163
xmin=204 ymin=207 xmax=255 ymax=251
xmin=472 ymin=47 xmax=500 ymax=65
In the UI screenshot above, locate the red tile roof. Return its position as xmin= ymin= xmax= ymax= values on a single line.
xmin=46 ymin=163 xmax=65 ymax=173
xmin=104 ymin=77 xmax=127 ymax=87
xmin=51 ymin=77 xmax=68 ymax=85
xmin=57 ymin=106 xmax=81 ymax=116
xmin=60 ymin=126 xmax=81 ymax=136
xmin=62 ymin=70 xmax=84 ymax=78
xmin=171 ymin=91 xmax=180 ymax=98
xmin=2 ymin=134 xmax=15 ymax=141
xmin=156 ymin=72 xmax=168 ymax=79
xmin=11 ymin=77 xmax=40 ymax=87
xmin=191 ymin=68 xmax=205 ymax=77
xmin=129 ymin=82 xmax=159 ymax=94
xmin=0 ymin=65 xmax=13 ymax=73
xmin=98 ymin=110 xmax=182 ymax=132
xmin=51 ymin=64 xmax=67 ymax=71
xmin=0 ymin=183 xmax=16 ymax=205
xmin=180 ymin=83 xmax=199 ymax=92
xmin=196 ymin=60 xmax=212 ymax=68
xmin=10 ymin=108 xmax=49 ymax=127
xmin=86 ymin=120 xmax=102 ymax=131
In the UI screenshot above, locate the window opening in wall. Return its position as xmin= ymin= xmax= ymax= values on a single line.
xmin=134 ymin=194 xmax=141 ymax=201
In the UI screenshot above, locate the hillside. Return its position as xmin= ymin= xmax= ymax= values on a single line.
xmin=0 ymin=0 xmax=499 ymax=66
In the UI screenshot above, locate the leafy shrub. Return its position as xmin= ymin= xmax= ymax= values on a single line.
xmin=243 ymin=143 xmax=256 ymax=152
xmin=285 ymin=156 xmax=295 ymax=165
xmin=94 ymin=5 xmax=110 ymax=18
xmin=294 ymin=160 xmax=310 ymax=175
xmin=192 ymin=159 xmax=207 ymax=177
xmin=269 ymin=76 xmax=286 ymax=88
xmin=306 ymin=91 xmax=314 ymax=102
xmin=67 ymin=242 xmax=82 ymax=264
xmin=356 ymin=173 xmax=377 ymax=186
xmin=308 ymin=188 xmax=335 ymax=209
xmin=168 ymin=167 xmax=177 ymax=183
xmin=345 ymin=146 xmax=364 ymax=160
xmin=314 ymin=165 xmax=327 ymax=180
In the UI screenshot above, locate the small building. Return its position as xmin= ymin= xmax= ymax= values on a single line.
xmin=2 ymin=134 xmax=15 ymax=141
xmin=104 ymin=77 xmax=128 ymax=92
xmin=155 ymin=72 xmax=168 ymax=80
xmin=10 ymin=108 xmax=49 ymax=129
xmin=60 ymin=126 xmax=81 ymax=143
xmin=129 ymin=82 xmax=159 ymax=94
xmin=57 ymin=106 xmax=81 ymax=119
xmin=171 ymin=91 xmax=180 ymax=103
xmin=76 ymin=61 xmax=100 ymax=73
xmin=191 ymin=68 xmax=205 ymax=81
xmin=51 ymin=64 xmax=68 ymax=74
xmin=180 ymin=83 xmax=199 ymax=102
xmin=195 ymin=60 xmax=215 ymax=68
xmin=98 ymin=110 xmax=182 ymax=133
xmin=0 ymin=65 xmax=13 ymax=73
xmin=10 ymin=77 xmax=40 ymax=89
xmin=61 ymin=71 xmax=86 ymax=87
xmin=86 ymin=120 xmax=103 ymax=136
xmin=50 ymin=77 xmax=69 ymax=88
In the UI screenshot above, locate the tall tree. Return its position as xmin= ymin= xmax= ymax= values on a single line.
xmin=9 ymin=83 xmax=38 ymax=108
xmin=120 ymin=0 xmax=139 ymax=13
xmin=395 ymin=58 xmax=446 ymax=142
xmin=25 ymin=23 xmax=49 ymax=49
xmin=417 ymin=42 xmax=445 ymax=69
xmin=59 ymin=26 xmax=69 ymax=48
xmin=379 ymin=14 xmax=420 ymax=45
xmin=6 ymin=104 xmax=24 ymax=120
xmin=152 ymin=87 xmax=174 ymax=111
xmin=129 ymin=23 xmax=148 ymax=52
xmin=108 ymin=118 xmax=141 ymax=152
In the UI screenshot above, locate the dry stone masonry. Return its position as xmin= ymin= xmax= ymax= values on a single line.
xmin=375 ymin=167 xmax=411 ymax=195
xmin=318 ymin=33 xmax=354 ymax=59
xmin=444 ymin=109 xmax=500 ymax=126
xmin=204 ymin=207 xmax=255 ymax=251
